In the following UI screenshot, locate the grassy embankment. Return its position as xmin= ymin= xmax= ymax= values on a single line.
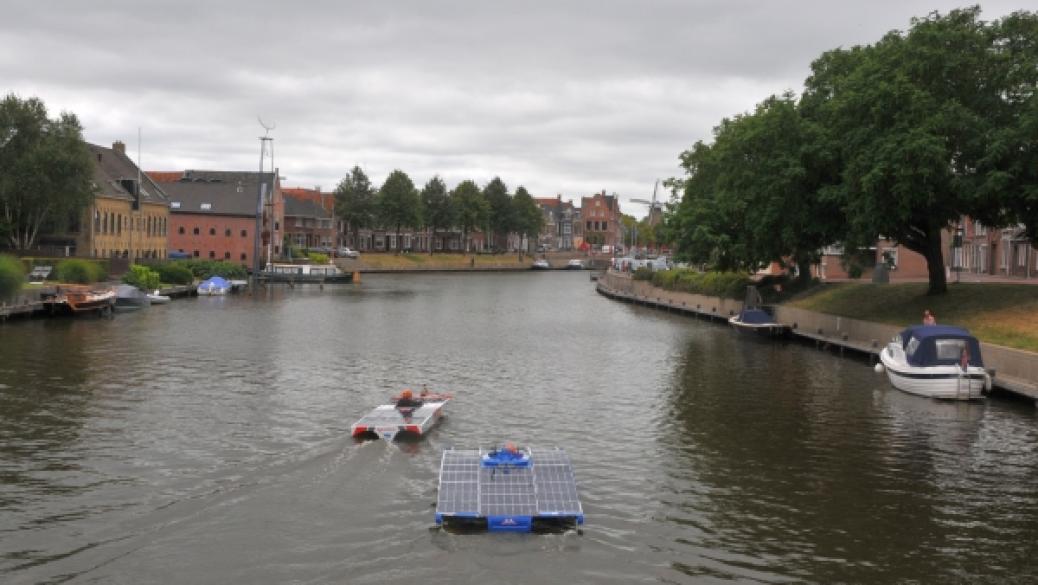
xmin=344 ymin=253 xmax=532 ymax=271
xmin=789 ymin=283 xmax=1038 ymax=352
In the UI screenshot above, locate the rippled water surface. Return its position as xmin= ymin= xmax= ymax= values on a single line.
xmin=2 ymin=272 xmax=1037 ymax=584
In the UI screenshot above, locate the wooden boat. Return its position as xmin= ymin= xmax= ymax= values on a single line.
xmin=260 ymin=263 xmax=352 ymax=283
xmin=61 ymin=286 xmax=116 ymax=315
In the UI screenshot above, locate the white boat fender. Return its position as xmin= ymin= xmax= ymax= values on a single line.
xmin=874 ymin=363 xmax=885 ymax=374
xmin=983 ymin=371 xmax=992 ymax=392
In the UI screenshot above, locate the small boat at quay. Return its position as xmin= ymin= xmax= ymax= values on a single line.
xmin=197 ymin=276 xmax=231 ymax=296
xmin=876 ymin=325 xmax=991 ymax=400
xmin=147 ymin=290 xmax=171 ymax=304
xmin=532 ymin=259 xmax=550 ymax=270
xmin=728 ymin=286 xmax=788 ymax=336
xmin=60 ymin=285 xmax=116 ymax=315
xmin=114 ymin=284 xmax=151 ymax=311
xmin=566 ymin=259 xmax=585 ymax=270
xmin=260 ymin=263 xmax=352 ymax=283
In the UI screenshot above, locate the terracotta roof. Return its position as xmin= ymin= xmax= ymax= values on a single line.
xmin=284 ymin=196 xmax=332 ymax=219
xmin=282 ymin=187 xmax=334 ymax=212
xmin=146 ymin=171 xmax=184 ymax=183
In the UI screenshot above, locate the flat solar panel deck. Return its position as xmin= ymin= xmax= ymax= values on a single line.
xmin=435 ymin=447 xmax=584 ymax=533
xmin=350 ymin=400 xmax=448 ymax=441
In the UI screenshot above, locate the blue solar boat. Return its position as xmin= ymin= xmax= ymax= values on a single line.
xmin=435 ymin=445 xmax=584 ymax=533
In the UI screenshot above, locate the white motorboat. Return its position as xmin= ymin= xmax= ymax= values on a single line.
xmin=147 ymin=290 xmax=171 ymax=304
xmin=728 ymin=286 xmax=788 ymax=336
xmin=566 ymin=259 xmax=585 ymax=270
xmin=531 ymin=259 xmax=550 ymax=270
xmin=876 ymin=325 xmax=991 ymax=400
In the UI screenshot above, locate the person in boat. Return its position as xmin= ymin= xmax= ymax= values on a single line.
xmin=395 ymin=389 xmax=423 ymax=409
xmin=923 ymin=309 xmax=936 ymax=325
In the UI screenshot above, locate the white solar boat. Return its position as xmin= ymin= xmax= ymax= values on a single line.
xmin=435 ymin=445 xmax=584 ymax=533
xmin=350 ymin=397 xmax=449 ymax=441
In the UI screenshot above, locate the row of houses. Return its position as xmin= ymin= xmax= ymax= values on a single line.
xmin=44 ymin=140 xmax=628 ymax=267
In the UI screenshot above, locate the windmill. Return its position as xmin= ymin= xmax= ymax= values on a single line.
xmin=630 ymin=179 xmax=664 ymax=227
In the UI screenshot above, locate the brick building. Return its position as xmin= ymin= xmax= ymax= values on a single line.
xmin=149 ymin=170 xmax=283 ymax=268
xmin=581 ymin=190 xmax=622 ymax=249
xmin=66 ymin=141 xmax=170 ymax=261
xmin=535 ymin=195 xmax=579 ymax=251
xmin=282 ymin=188 xmax=335 ymax=250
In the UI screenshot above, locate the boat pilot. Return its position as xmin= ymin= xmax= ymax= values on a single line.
xmin=395 ymin=389 xmax=423 ymax=409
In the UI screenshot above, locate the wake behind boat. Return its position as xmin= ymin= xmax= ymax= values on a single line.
xmin=877 ymin=325 xmax=991 ymax=400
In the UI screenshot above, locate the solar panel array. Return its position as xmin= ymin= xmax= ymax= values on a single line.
xmin=354 ymin=404 xmax=438 ymax=427
xmin=436 ymin=448 xmax=582 ymax=520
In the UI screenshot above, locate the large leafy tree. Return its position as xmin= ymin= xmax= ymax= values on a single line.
xmin=803 ymin=7 xmax=1022 ymax=294
xmin=333 ymin=165 xmax=376 ymax=247
xmin=453 ymin=179 xmax=488 ymax=252
xmin=0 ymin=94 xmax=94 ymax=250
xmin=511 ymin=186 xmax=542 ymax=251
xmin=421 ymin=175 xmax=454 ymax=253
xmin=376 ymin=169 xmax=420 ymax=252
xmin=483 ymin=177 xmax=512 ymax=249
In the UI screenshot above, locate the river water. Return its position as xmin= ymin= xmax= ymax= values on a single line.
xmin=1 ymin=272 xmax=1037 ymax=584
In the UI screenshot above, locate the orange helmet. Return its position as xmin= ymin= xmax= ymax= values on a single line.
xmin=505 ymin=441 xmax=518 ymax=453
xmin=401 ymin=389 xmax=413 ymax=399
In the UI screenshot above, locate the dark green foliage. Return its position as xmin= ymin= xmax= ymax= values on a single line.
xmin=122 ymin=264 xmax=160 ymax=291
xmin=421 ymin=176 xmax=455 ymax=252
xmin=453 ymin=180 xmax=489 ymax=252
xmin=483 ymin=177 xmax=512 ymax=246
xmin=0 ymin=254 xmax=23 ymax=299
xmin=512 ymin=186 xmax=543 ymax=248
xmin=55 ymin=258 xmax=106 ymax=283
xmin=377 ymin=170 xmax=420 ymax=249
xmin=155 ymin=262 xmax=194 ymax=285
xmin=334 ymin=166 xmax=377 ymax=235
xmin=174 ymin=260 xmax=246 ymax=280
xmin=644 ymin=268 xmax=751 ymax=300
xmin=0 ymin=94 xmax=95 ymax=249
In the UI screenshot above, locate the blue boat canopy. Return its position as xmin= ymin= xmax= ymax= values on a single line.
xmin=201 ymin=276 xmax=230 ymax=287
xmin=738 ymin=308 xmax=776 ymax=325
xmin=899 ymin=325 xmax=984 ymax=368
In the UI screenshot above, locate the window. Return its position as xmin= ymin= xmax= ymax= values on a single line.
xmin=240 ymin=253 xmax=247 ymax=261
xmin=274 ymin=221 xmax=280 ymax=230
xmin=209 ymin=227 xmax=216 ymax=236
xmin=882 ymin=248 xmax=898 ymax=270
xmin=935 ymin=339 xmax=967 ymax=361
xmin=193 ymin=227 xmax=200 ymax=235
xmin=974 ymin=221 xmax=987 ymax=236
xmin=1018 ymin=244 xmax=1027 ymax=268
xmin=179 ymin=226 xmax=185 ymax=235
xmin=208 ymin=251 xmax=215 ymax=259
xmin=224 ymin=252 xmax=231 ymax=259
xmin=225 ymin=228 xmax=231 ymax=237
xmin=906 ymin=336 xmax=921 ymax=358
xmin=193 ymin=250 xmax=199 ymax=257
xmin=241 ymin=229 xmax=247 ymax=237
xmin=171 ymin=201 xmax=181 ymax=209
xmin=200 ymin=203 xmax=212 ymax=210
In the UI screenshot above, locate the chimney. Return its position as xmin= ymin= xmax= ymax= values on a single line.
xmin=112 ymin=141 xmax=126 ymax=154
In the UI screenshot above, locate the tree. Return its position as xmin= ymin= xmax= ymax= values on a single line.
xmin=483 ymin=177 xmax=512 ymax=250
xmin=333 ymin=165 xmax=376 ymax=247
xmin=376 ymin=170 xmax=420 ymax=253
xmin=453 ymin=179 xmax=488 ymax=252
xmin=0 ymin=94 xmax=94 ymax=250
xmin=803 ymin=7 xmax=1021 ymax=294
xmin=421 ymin=176 xmax=455 ymax=253
xmin=511 ymin=186 xmax=543 ymax=251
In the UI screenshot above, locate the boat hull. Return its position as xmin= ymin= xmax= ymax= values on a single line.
xmin=728 ymin=315 xmax=788 ymax=337
xmin=879 ymin=345 xmax=988 ymax=400
xmin=351 ymin=401 xmax=448 ymax=441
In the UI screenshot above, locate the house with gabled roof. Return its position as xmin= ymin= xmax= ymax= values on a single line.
xmin=71 ymin=141 xmax=171 ymax=262
xmin=148 ymin=169 xmax=283 ymax=268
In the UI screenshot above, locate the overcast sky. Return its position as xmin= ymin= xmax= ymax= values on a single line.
xmin=3 ymin=1 xmax=1026 ymax=217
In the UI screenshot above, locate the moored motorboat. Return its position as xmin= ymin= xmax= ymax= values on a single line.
xmin=196 ymin=276 xmax=231 ymax=295
xmin=147 ymin=290 xmax=171 ymax=304
xmin=566 ymin=259 xmax=585 ymax=270
xmin=876 ymin=325 xmax=991 ymax=400
xmin=114 ymin=284 xmax=151 ymax=311
xmin=61 ymin=286 xmax=116 ymax=315
xmin=729 ymin=286 xmax=788 ymax=336
xmin=531 ymin=259 xmax=550 ymax=270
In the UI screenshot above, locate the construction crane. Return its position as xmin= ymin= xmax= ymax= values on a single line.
xmin=630 ymin=179 xmax=664 ymax=226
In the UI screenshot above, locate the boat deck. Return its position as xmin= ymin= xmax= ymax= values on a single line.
xmin=435 ymin=447 xmax=583 ymax=532
xmin=350 ymin=401 xmax=447 ymax=440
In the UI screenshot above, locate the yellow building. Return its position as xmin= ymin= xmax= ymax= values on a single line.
xmin=77 ymin=141 xmax=170 ymax=260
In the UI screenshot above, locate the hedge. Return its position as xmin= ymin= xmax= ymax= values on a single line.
xmin=173 ymin=259 xmax=247 ymax=280
xmin=122 ymin=265 xmax=161 ymax=291
xmin=55 ymin=259 xmax=108 ymax=284
xmin=155 ymin=262 xmax=195 ymax=285
xmin=636 ymin=268 xmax=751 ymax=300
xmin=0 ymin=254 xmax=24 ymax=299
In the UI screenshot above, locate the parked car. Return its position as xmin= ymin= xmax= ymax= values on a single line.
xmin=336 ymin=246 xmax=360 ymax=259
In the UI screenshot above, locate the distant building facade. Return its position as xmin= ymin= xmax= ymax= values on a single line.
xmin=282 ymin=187 xmax=336 ymax=250
xmin=535 ymin=195 xmax=578 ymax=250
xmin=149 ymin=169 xmax=283 ymax=268
xmin=581 ymin=190 xmax=622 ymax=249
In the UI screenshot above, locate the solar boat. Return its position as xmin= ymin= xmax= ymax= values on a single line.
xmin=350 ymin=397 xmax=449 ymax=441
xmin=435 ymin=446 xmax=584 ymax=533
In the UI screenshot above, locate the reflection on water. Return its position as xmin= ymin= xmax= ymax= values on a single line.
xmin=1 ymin=273 xmax=1037 ymax=584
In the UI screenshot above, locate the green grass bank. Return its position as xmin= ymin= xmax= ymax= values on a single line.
xmin=789 ymin=283 xmax=1038 ymax=352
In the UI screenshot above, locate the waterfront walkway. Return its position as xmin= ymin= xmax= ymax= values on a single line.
xmin=597 ymin=272 xmax=1038 ymax=404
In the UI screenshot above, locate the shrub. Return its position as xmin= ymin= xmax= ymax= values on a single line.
xmin=632 ymin=267 xmax=654 ymax=281
xmin=645 ymin=268 xmax=750 ymax=299
xmin=176 ymin=259 xmax=247 ymax=280
xmin=308 ymin=252 xmax=329 ymax=264
xmin=0 ymin=254 xmax=24 ymax=299
xmin=55 ymin=259 xmax=107 ymax=284
xmin=155 ymin=262 xmax=195 ymax=285
xmin=123 ymin=264 xmax=161 ymax=291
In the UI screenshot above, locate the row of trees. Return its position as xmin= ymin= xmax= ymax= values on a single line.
xmin=0 ymin=94 xmax=95 ymax=250
xmin=663 ymin=7 xmax=1038 ymax=294
xmin=334 ymin=167 xmax=543 ymax=252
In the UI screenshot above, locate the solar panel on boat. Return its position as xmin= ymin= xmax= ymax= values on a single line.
xmin=435 ymin=447 xmax=583 ymax=531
